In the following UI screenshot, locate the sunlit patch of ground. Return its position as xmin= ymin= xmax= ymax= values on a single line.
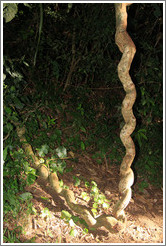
xmin=4 ymin=156 xmax=163 ymax=243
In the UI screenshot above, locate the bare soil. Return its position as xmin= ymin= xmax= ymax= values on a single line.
xmin=4 ymin=153 xmax=163 ymax=244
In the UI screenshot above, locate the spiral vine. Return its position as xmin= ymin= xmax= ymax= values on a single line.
xmin=10 ymin=3 xmax=136 ymax=234
xmin=112 ymin=3 xmax=136 ymax=221
xmin=13 ymin=123 xmax=124 ymax=233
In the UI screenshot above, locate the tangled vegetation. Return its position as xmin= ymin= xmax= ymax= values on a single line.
xmin=3 ymin=3 xmax=163 ymax=243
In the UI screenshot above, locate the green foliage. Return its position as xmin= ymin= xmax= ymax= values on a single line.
xmin=19 ymin=192 xmax=33 ymax=201
xmin=3 ymin=227 xmax=22 ymax=243
xmin=137 ymin=86 xmax=159 ymax=126
xmin=47 ymin=116 xmax=56 ymax=127
xmin=61 ymin=180 xmax=70 ymax=189
xmin=3 ymin=146 xmax=37 ymax=218
xmin=133 ymin=128 xmax=147 ymax=147
xmin=49 ymin=159 xmax=66 ymax=175
xmin=36 ymin=144 xmax=49 ymax=157
xmin=138 ymin=181 xmax=149 ymax=193
xmin=73 ymin=176 xmax=81 ymax=187
xmin=56 ymin=146 xmax=67 ymax=158
xmin=135 ymin=126 xmax=163 ymax=187
xmin=61 ymin=210 xmax=88 ymax=235
xmin=40 ymin=207 xmax=52 ymax=220
xmin=81 ymin=192 xmax=90 ymax=202
xmin=3 ymin=3 xmax=18 ymax=23
xmin=61 ymin=210 xmax=72 ymax=222
xmin=77 ymin=104 xmax=84 ymax=116
xmin=3 ymin=3 xmax=163 ymax=233
xmin=45 ymin=146 xmax=68 ymax=174
xmin=81 ymin=181 xmax=110 ymax=217
xmin=3 ymin=56 xmax=37 ymax=219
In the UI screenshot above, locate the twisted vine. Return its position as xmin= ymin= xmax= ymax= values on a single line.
xmin=10 ymin=3 xmax=136 ymax=234
xmin=14 ymin=124 xmax=124 ymax=233
xmin=112 ymin=3 xmax=136 ymax=220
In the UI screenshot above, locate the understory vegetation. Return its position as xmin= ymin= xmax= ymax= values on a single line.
xmin=3 ymin=3 xmax=163 ymax=242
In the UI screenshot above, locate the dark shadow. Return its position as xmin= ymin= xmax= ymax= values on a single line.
xmin=36 ymin=178 xmax=70 ymax=213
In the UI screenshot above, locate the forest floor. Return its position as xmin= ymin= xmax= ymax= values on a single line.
xmin=4 ymin=152 xmax=163 ymax=244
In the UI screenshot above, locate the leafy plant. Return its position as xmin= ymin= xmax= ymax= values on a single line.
xmin=19 ymin=192 xmax=33 ymax=201
xmin=61 ymin=210 xmax=88 ymax=235
xmin=133 ymin=128 xmax=148 ymax=147
xmin=77 ymin=104 xmax=84 ymax=116
xmin=3 ymin=227 xmax=22 ymax=243
xmin=47 ymin=116 xmax=56 ymax=128
xmin=56 ymin=146 xmax=67 ymax=158
xmin=138 ymin=181 xmax=149 ymax=193
xmin=3 ymin=3 xmax=163 ymax=236
xmin=73 ymin=176 xmax=81 ymax=187
xmin=3 ymin=3 xmax=18 ymax=23
xmin=40 ymin=207 xmax=52 ymax=220
xmin=81 ymin=181 xmax=110 ymax=217
xmin=23 ymin=162 xmax=37 ymax=185
xmin=3 ymin=146 xmax=37 ymax=217
xmin=49 ymin=159 xmax=66 ymax=175
xmin=59 ymin=179 xmax=69 ymax=189
xmin=36 ymin=144 xmax=50 ymax=157
xmin=81 ymin=192 xmax=90 ymax=202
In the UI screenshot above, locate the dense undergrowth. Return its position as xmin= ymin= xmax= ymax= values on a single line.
xmin=3 ymin=3 xmax=163 ymax=242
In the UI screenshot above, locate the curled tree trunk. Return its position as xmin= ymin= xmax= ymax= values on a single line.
xmin=14 ymin=123 xmax=124 ymax=233
xmin=113 ymin=3 xmax=136 ymax=221
xmin=10 ymin=3 xmax=136 ymax=234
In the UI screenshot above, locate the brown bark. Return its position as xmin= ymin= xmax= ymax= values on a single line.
xmin=113 ymin=3 xmax=136 ymax=221
xmin=10 ymin=3 xmax=136 ymax=233
xmin=14 ymin=122 xmax=124 ymax=233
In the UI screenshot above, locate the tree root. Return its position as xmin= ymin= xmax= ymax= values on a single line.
xmin=13 ymin=122 xmax=125 ymax=233
xmin=10 ymin=3 xmax=136 ymax=233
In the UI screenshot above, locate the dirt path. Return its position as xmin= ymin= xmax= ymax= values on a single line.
xmin=4 ymin=155 xmax=163 ymax=243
